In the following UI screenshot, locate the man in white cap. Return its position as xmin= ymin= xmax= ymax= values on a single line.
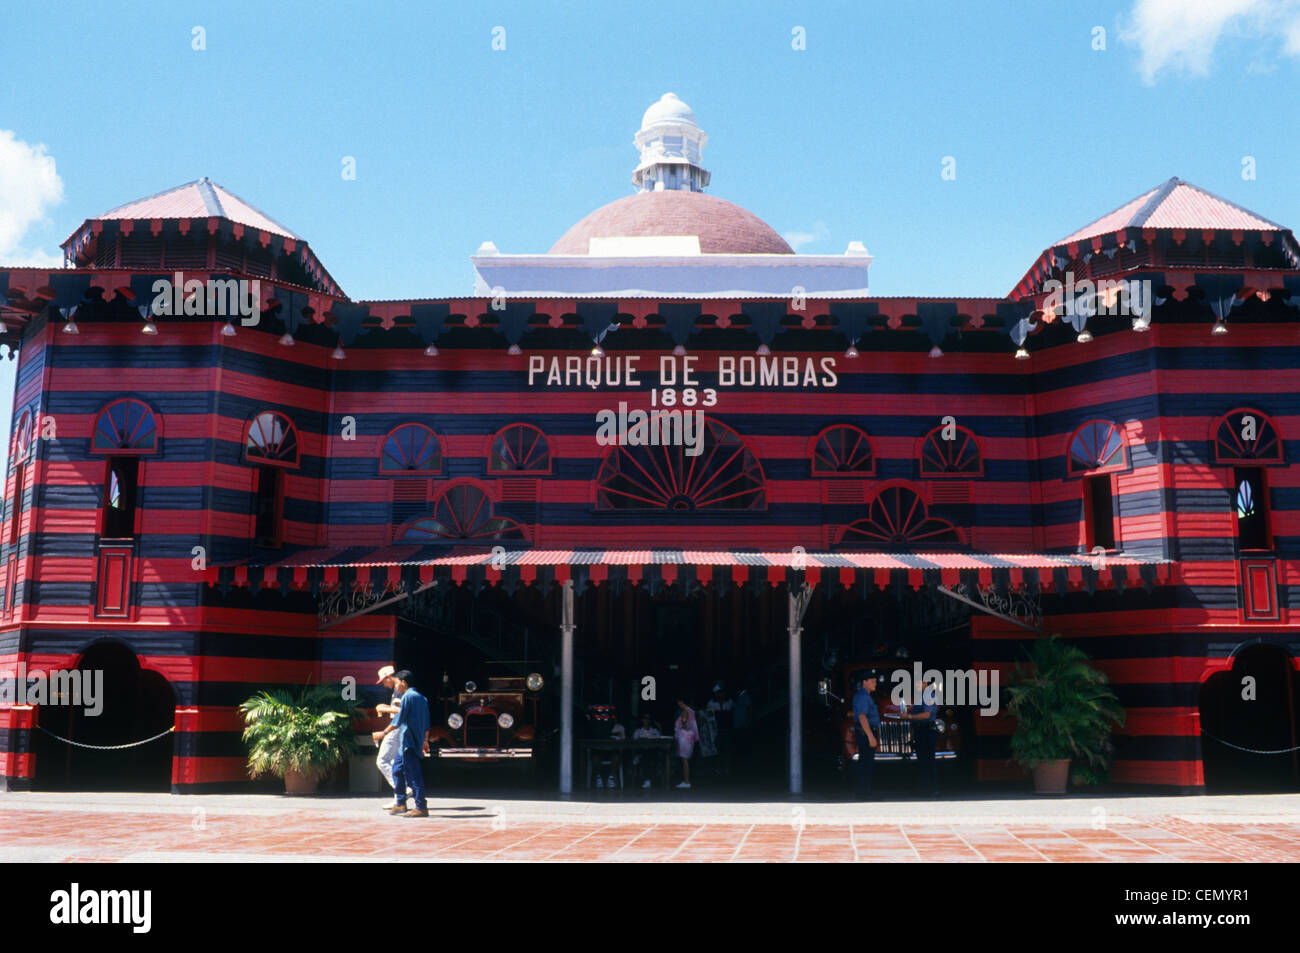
xmin=372 ymin=665 xmax=403 ymax=795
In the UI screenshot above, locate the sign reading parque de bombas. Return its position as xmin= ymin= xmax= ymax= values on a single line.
xmin=527 ymin=353 xmax=840 ymax=455
xmin=527 ymin=353 xmax=840 ymax=390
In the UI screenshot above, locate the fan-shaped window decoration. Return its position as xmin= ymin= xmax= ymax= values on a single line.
xmin=245 ymin=411 xmax=300 ymax=468
xmin=595 ymin=417 xmax=766 ymax=511
xmin=489 ymin=423 xmax=551 ymax=474
xmin=91 ymin=399 xmax=159 ymax=454
xmin=380 ymin=424 xmax=442 ymax=475
xmin=10 ymin=408 xmax=33 ymax=466
xmin=399 ymin=484 xmax=526 ymax=542
xmin=839 ymin=485 xmax=962 ymax=548
xmin=1213 ymin=409 xmax=1283 ymax=465
xmin=919 ymin=425 xmax=983 ymax=477
xmin=811 ymin=425 xmax=874 ymax=476
xmin=1067 ymin=420 xmax=1126 ymax=475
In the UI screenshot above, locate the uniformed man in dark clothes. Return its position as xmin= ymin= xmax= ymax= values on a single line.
xmin=904 ymin=678 xmax=939 ymax=797
xmin=852 ymin=671 xmax=881 ymax=799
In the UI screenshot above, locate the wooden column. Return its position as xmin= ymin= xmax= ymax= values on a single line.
xmin=559 ymin=579 xmax=575 ymax=797
xmin=788 ymin=585 xmax=802 ymax=797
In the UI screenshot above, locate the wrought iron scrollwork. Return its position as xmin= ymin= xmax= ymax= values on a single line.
xmin=318 ymin=580 xmax=407 ymax=627
xmin=950 ymin=581 xmax=1042 ymax=631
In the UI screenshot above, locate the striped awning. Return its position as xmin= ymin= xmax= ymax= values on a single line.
xmin=211 ymin=547 xmax=1176 ymax=594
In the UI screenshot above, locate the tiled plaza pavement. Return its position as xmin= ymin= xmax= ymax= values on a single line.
xmin=2 ymin=792 xmax=1299 ymax=862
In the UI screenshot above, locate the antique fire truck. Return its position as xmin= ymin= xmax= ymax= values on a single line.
xmin=431 ymin=672 xmax=545 ymax=761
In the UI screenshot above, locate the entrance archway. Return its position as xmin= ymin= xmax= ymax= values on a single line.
xmin=1199 ymin=643 xmax=1300 ymax=792
xmin=33 ymin=640 xmax=176 ymax=792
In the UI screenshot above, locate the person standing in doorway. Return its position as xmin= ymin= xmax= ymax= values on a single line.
xmin=696 ymin=699 xmax=718 ymax=764
xmin=852 ymin=671 xmax=881 ymax=800
xmin=905 ymin=678 xmax=939 ymax=797
xmin=707 ymin=683 xmax=734 ymax=778
xmin=382 ymin=670 xmax=431 ymax=818
xmin=372 ymin=665 xmax=403 ymax=795
xmin=674 ymin=698 xmax=698 ymax=790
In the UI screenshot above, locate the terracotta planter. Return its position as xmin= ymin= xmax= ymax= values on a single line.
xmin=1031 ymin=759 xmax=1070 ymax=795
xmin=283 ymin=768 xmax=320 ymax=795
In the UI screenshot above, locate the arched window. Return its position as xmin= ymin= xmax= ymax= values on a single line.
xmin=595 ymin=417 xmax=766 ymax=511
xmin=918 ymin=424 xmax=982 ymax=477
xmin=398 ymin=484 xmax=526 ymax=542
xmin=380 ymin=423 xmax=442 ymax=475
xmin=1067 ymin=420 xmax=1126 ymax=476
xmin=489 ymin=423 xmax=551 ymax=474
xmin=8 ymin=407 xmax=36 ymax=549
xmin=245 ymin=411 xmax=300 ymax=468
xmin=839 ymin=485 xmax=962 ymax=548
xmin=91 ymin=399 xmax=159 ymax=454
xmin=10 ymin=408 xmax=33 ymax=466
xmin=1213 ymin=408 xmax=1283 ymax=465
xmin=811 ymin=425 xmax=874 ymax=476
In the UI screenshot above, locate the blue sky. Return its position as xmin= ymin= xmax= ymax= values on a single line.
xmin=2 ymin=0 xmax=1299 ymax=465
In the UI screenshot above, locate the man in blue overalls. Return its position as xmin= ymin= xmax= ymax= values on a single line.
xmin=382 ymin=670 xmax=431 ymax=818
xmin=852 ymin=671 xmax=881 ymax=800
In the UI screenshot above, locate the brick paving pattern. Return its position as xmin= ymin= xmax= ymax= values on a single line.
xmin=3 ymin=805 xmax=1299 ymax=862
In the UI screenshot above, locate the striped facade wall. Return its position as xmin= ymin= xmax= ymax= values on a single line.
xmin=973 ymin=296 xmax=1299 ymax=787
xmin=0 ymin=286 xmax=1296 ymax=790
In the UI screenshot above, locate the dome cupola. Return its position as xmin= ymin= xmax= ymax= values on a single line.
xmin=632 ymin=92 xmax=710 ymax=193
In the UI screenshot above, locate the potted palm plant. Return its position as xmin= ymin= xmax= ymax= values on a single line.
xmin=240 ymin=685 xmax=360 ymax=794
xmin=1004 ymin=634 xmax=1124 ymax=794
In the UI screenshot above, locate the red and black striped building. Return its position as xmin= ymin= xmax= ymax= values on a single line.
xmin=0 ymin=165 xmax=1297 ymax=795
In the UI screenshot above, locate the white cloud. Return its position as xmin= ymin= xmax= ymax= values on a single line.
xmin=0 ymin=129 xmax=64 ymax=266
xmin=1285 ymin=13 xmax=1300 ymax=54
xmin=782 ymin=221 xmax=831 ymax=252
xmin=1121 ymin=0 xmax=1300 ymax=83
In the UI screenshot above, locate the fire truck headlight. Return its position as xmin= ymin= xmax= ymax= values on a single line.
xmin=526 ymin=673 xmax=544 ymax=692
xmin=497 ymin=712 xmax=515 ymax=729
xmin=447 ymin=713 xmax=464 ymax=730
xmin=935 ymin=719 xmax=946 ymax=734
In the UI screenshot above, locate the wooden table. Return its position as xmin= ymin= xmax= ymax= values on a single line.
xmin=580 ymin=738 xmax=675 ymax=790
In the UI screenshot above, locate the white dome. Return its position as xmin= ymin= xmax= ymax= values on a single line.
xmin=640 ymin=92 xmax=698 ymax=130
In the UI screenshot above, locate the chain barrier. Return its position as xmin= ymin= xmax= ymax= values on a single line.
xmin=34 ymin=724 xmax=175 ymax=750
xmin=1201 ymin=732 xmax=1300 ymax=755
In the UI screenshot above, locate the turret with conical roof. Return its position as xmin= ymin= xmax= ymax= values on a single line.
xmin=60 ymin=177 xmax=341 ymax=297
xmin=1013 ymin=176 xmax=1300 ymax=298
